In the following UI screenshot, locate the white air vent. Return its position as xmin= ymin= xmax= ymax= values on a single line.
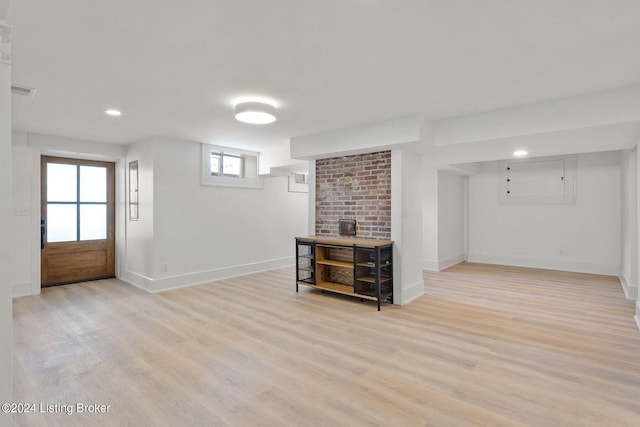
xmin=11 ymin=85 xmax=37 ymax=97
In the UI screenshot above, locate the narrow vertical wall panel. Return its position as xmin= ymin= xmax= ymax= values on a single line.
xmin=636 ymin=146 xmax=640 ymax=330
xmin=619 ymin=148 xmax=638 ymax=300
xmin=437 ymin=171 xmax=465 ymax=270
xmin=392 ymin=149 xmax=424 ymax=305
xmin=0 ymin=19 xmax=13 ymax=424
xmin=421 ymin=165 xmax=438 ymax=271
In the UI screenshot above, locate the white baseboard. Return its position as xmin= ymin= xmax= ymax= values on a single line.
xmin=437 ymin=254 xmax=465 ymax=271
xmin=12 ymin=282 xmax=33 ymax=298
xmin=619 ymin=271 xmax=638 ymax=300
xmin=118 ymin=271 xmax=154 ymax=292
xmin=422 ymin=253 xmax=465 ymax=272
xmin=400 ymin=279 xmax=425 ymax=305
xmin=422 ymin=259 xmax=439 ymax=272
xmin=120 ymin=256 xmax=295 ymax=293
xmin=466 ymin=253 xmax=619 ymax=276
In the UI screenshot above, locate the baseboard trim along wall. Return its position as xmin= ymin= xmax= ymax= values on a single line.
xmin=619 ymin=271 xmax=638 ymax=300
xmin=119 ymin=271 xmax=154 ymax=292
xmin=438 ymin=254 xmax=466 ymax=271
xmin=422 ymin=259 xmax=438 ymax=272
xmin=12 ymin=282 xmax=32 ymax=298
xmin=402 ymin=280 xmax=425 ymax=305
xmin=466 ymin=253 xmax=619 ymax=276
xmin=120 ymin=256 xmax=295 ymax=293
xmin=423 ymin=254 xmax=465 ymax=272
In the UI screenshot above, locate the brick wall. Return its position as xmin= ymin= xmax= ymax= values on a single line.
xmin=316 ymin=151 xmax=391 ymax=239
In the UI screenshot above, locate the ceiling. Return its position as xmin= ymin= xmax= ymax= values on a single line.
xmin=6 ymin=0 xmax=640 ymax=156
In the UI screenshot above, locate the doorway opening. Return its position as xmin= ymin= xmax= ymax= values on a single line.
xmin=40 ymin=156 xmax=115 ymax=287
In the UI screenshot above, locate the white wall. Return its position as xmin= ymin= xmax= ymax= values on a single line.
xmin=620 ymin=148 xmax=638 ymax=299
xmin=437 ymin=171 xmax=465 ymax=269
xmin=258 ymin=140 xmax=307 ymax=175
xmin=10 ymin=132 xmax=38 ymax=297
xmin=468 ymin=151 xmax=621 ymax=275
xmin=307 ymin=160 xmax=316 ymax=236
xmin=422 ymin=166 xmax=438 ymax=270
xmin=10 ymin=143 xmax=34 ymax=296
xmin=1 ymin=20 xmax=12 ymax=422
xmin=422 ymin=165 xmax=465 ymax=272
xmin=121 ymin=138 xmax=155 ymax=285
xmin=636 ymin=146 xmax=640 ymax=330
xmin=123 ymin=137 xmax=309 ymax=292
xmin=392 ymin=149 xmax=424 ymax=304
xmin=9 ymin=131 xmax=126 ymax=296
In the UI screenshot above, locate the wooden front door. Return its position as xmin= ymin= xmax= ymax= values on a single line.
xmin=41 ymin=156 xmax=115 ymax=287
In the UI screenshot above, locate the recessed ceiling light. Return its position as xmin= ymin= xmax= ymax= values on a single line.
xmin=234 ymin=102 xmax=276 ymax=124
xmin=513 ymin=150 xmax=528 ymax=157
xmin=105 ymin=109 xmax=122 ymax=116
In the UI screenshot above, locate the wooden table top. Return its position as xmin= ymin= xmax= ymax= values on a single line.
xmin=296 ymin=235 xmax=393 ymax=248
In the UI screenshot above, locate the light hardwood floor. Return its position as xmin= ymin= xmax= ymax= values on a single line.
xmin=12 ymin=263 xmax=640 ymax=426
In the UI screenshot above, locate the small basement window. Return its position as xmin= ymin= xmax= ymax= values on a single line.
xmin=210 ymin=152 xmax=243 ymax=178
xmin=288 ymin=172 xmax=309 ymax=193
xmin=202 ymin=144 xmax=262 ymax=188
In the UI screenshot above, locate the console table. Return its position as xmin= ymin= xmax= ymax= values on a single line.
xmin=295 ymin=236 xmax=394 ymax=310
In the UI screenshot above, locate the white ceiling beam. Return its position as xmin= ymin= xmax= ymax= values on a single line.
xmin=435 ymin=85 xmax=640 ymax=146
xmin=290 ymin=115 xmax=432 ymax=160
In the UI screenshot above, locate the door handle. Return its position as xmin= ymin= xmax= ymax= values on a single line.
xmin=40 ymin=219 xmax=45 ymax=249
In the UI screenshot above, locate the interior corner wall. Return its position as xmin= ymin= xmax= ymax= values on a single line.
xmin=123 ymin=137 xmax=309 ymax=292
xmin=422 ymin=161 xmax=465 ymax=272
xmin=422 ymin=165 xmax=438 ymax=270
xmin=121 ymin=138 xmax=155 ymax=289
xmin=0 ymin=44 xmax=13 ymax=422
xmin=620 ymin=148 xmax=638 ymax=300
xmin=468 ymin=151 xmax=622 ymax=275
xmin=437 ymin=171 xmax=465 ymax=270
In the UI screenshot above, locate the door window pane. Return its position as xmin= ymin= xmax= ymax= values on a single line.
xmin=80 ymin=166 xmax=107 ymax=202
xmin=80 ymin=204 xmax=107 ymax=240
xmin=47 ymin=204 xmax=77 ymax=242
xmin=47 ymin=163 xmax=77 ymax=202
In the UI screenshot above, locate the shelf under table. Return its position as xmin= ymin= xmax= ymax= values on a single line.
xmin=297 ymin=280 xmax=379 ymax=302
xmin=316 ymin=259 xmax=353 ymax=268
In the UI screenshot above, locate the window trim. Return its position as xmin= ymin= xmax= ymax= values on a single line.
xmin=209 ymin=152 xmax=244 ymax=178
xmin=201 ymin=144 xmax=262 ymax=189
xmin=128 ymin=160 xmax=139 ymax=220
xmin=46 ymin=162 xmax=109 ymax=242
xmin=288 ymin=172 xmax=309 ymax=193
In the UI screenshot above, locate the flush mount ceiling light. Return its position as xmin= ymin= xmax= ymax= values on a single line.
xmin=513 ymin=150 xmax=528 ymax=157
xmin=234 ymin=102 xmax=276 ymax=124
xmin=105 ymin=109 xmax=122 ymax=116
